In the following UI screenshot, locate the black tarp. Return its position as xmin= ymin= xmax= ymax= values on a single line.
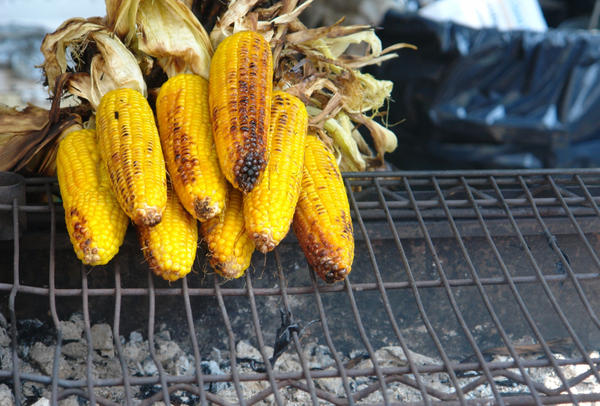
xmin=373 ymin=12 xmax=600 ymax=169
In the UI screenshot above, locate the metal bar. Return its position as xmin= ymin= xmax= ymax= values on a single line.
xmin=516 ymin=175 xmax=600 ymax=383
xmin=145 ymin=271 xmax=171 ymax=405
xmin=378 ymin=393 xmax=600 ymax=406
xmin=3 ymin=272 xmax=600 ymax=296
xmin=113 ymin=262 xmax=134 ymax=405
xmin=546 ymin=175 xmax=600 ymax=329
xmin=46 ymin=184 xmax=62 ymax=406
xmin=351 ymin=374 xmax=454 ymax=403
xmin=308 ymin=267 xmax=356 ymax=405
xmin=576 ymin=175 xmax=600 ymax=217
xmin=489 ymin=176 xmax=578 ymax=404
xmin=56 ymin=388 xmax=120 ymax=406
xmin=16 ymin=169 xmax=600 ymax=188
xmin=286 ymin=380 xmax=351 ymax=405
xmin=411 ymin=177 xmax=504 ymax=404
xmin=244 ymin=272 xmax=285 ymax=406
xmin=355 ymin=178 xmax=430 ymax=403
xmin=9 ymin=199 xmax=22 ymax=406
xmin=214 ymin=277 xmax=247 ymax=406
xmin=459 ymin=176 xmax=543 ymax=401
xmin=6 ymin=354 xmax=600 ymax=387
xmin=81 ymin=265 xmax=97 ymax=406
xmin=5 ymin=195 xmax=600 ymax=214
xmin=341 ymin=277 xmax=391 ymax=405
xmin=245 ymin=379 xmax=295 ymax=405
xmin=181 ymin=276 xmax=208 ymax=406
xmin=400 ymin=177 xmax=466 ymax=404
xmin=354 ymin=196 xmax=600 ymax=211
xmin=273 ymin=249 xmax=320 ymax=405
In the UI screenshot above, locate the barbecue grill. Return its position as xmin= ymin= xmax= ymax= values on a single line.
xmin=2 ymin=169 xmax=600 ymax=405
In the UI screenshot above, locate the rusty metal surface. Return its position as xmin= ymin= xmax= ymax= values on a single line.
xmin=2 ymin=169 xmax=600 ymax=405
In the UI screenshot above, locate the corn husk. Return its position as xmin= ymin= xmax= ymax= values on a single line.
xmin=0 ymin=104 xmax=82 ymax=175
xmin=40 ymin=18 xmax=146 ymax=110
xmin=106 ymin=0 xmax=213 ymax=78
xmin=0 ymin=69 xmax=83 ymax=175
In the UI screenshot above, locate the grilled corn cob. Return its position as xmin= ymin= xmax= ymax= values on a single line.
xmin=201 ymin=186 xmax=255 ymax=279
xmin=209 ymin=30 xmax=273 ymax=193
xmin=157 ymin=73 xmax=228 ymax=221
xmin=138 ymin=183 xmax=198 ymax=281
xmin=243 ymin=91 xmax=308 ymax=252
xmin=56 ymin=129 xmax=128 ymax=265
xmin=97 ymin=88 xmax=167 ymax=226
xmin=293 ymin=135 xmax=354 ymax=283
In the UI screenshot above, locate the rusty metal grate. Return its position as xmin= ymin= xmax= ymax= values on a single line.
xmin=3 ymin=169 xmax=600 ymax=405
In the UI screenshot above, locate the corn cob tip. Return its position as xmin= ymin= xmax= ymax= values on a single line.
xmin=305 ymin=235 xmax=351 ymax=283
xmin=234 ymin=152 xmax=267 ymax=193
xmin=211 ymin=259 xmax=248 ymax=280
xmin=251 ymin=231 xmax=276 ymax=254
xmin=68 ymin=205 xmax=122 ymax=266
xmin=323 ymin=266 xmax=349 ymax=284
xmin=135 ymin=206 xmax=163 ymax=227
xmin=194 ymin=197 xmax=221 ymax=222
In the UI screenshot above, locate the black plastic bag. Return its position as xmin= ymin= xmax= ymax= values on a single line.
xmin=373 ymin=12 xmax=600 ymax=169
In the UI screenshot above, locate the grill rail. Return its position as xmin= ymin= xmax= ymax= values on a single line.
xmin=3 ymin=169 xmax=600 ymax=405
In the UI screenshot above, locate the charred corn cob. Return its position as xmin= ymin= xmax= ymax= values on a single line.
xmin=209 ymin=30 xmax=273 ymax=193
xmin=201 ymin=186 xmax=255 ymax=279
xmin=138 ymin=183 xmax=198 ymax=281
xmin=293 ymin=135 xmax=354 ymax=283
xmin=56 ymin=129 xmax=128 ymax=265
xmin=157 ymin=74 xmax=228 ymax=221
xmin=243 ymin=91 xmax=308 ymax=253
xmin=97 ymin=88 xmax=167 ymax=226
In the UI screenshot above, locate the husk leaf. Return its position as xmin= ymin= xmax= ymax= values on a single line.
xmin=308 ymin=106 xmax=365 ymax=172
xmin=138 ymin=0 xmax=213 ymax=78
xmin=107 ymin=0 xmax=213 ymax=78
xmin=351 ymin=113 xmax=397 ymax=168
xmin=41 ymin=18 xmax=146 ymax=110
xmin=40 ymin=18 xmax=105 ymax=95
xmin=339 ymin=71 xmax=393 ymax=114
xmin=0 ymin=104 xmax=50 ymax=171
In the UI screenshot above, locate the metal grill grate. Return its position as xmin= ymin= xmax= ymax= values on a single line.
xmin=3 ymin=169 xmax=600 ymax=405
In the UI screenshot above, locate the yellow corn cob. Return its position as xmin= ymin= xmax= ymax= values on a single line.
xmin=156 ymin=74 xmax=228 ymax=221
xmin=96 ymin=88 xmax=167 ymax=226
xmin=138 ymin=183 xmax=198 ymax=281
xmin=293 ymin=135 xmax=354 ymax=283
xmin=56 ymin=129 xmax=128 ymax=265
xmin=209 ymin=30 xmax=273 ymax=193
xmin=201 ymin=186 xmax=255 ymax=279
xmin=243 ymin=91 xmax=308 ymax=253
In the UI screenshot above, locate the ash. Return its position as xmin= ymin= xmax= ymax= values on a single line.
xmin=1 ymin=313 xmax=600 ymax=405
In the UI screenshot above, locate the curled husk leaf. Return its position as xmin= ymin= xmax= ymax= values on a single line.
xmin=307 ymin=106 xmax=365 ymax=172
xmin=106 ymin=0 xmax=213 ymax=78
xmin=40 ymin=18 xmax=146 ymax=110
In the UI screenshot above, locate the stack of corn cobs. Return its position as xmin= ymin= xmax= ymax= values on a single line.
xmin=44 ymin=0 xmax=408 ymax=284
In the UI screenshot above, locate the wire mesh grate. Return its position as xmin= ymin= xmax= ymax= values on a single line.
xmin=2 ymin=169 xmax=600 ymax=405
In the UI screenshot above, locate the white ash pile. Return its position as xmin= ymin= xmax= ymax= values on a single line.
xmin=2 ymin=311 xmax=600 ymax=404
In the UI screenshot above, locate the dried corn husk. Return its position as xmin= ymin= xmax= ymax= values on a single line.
xmin=40 ymin=18 xmax=146 ymax=109
xmin=0 ymin=71 xmax=83 ymax=175
xmin=106 ymin=0 xmax=213 ymax=78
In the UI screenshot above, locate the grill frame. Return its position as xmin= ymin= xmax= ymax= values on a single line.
xmin=2 ymin=168 xmax=600 ymax=405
